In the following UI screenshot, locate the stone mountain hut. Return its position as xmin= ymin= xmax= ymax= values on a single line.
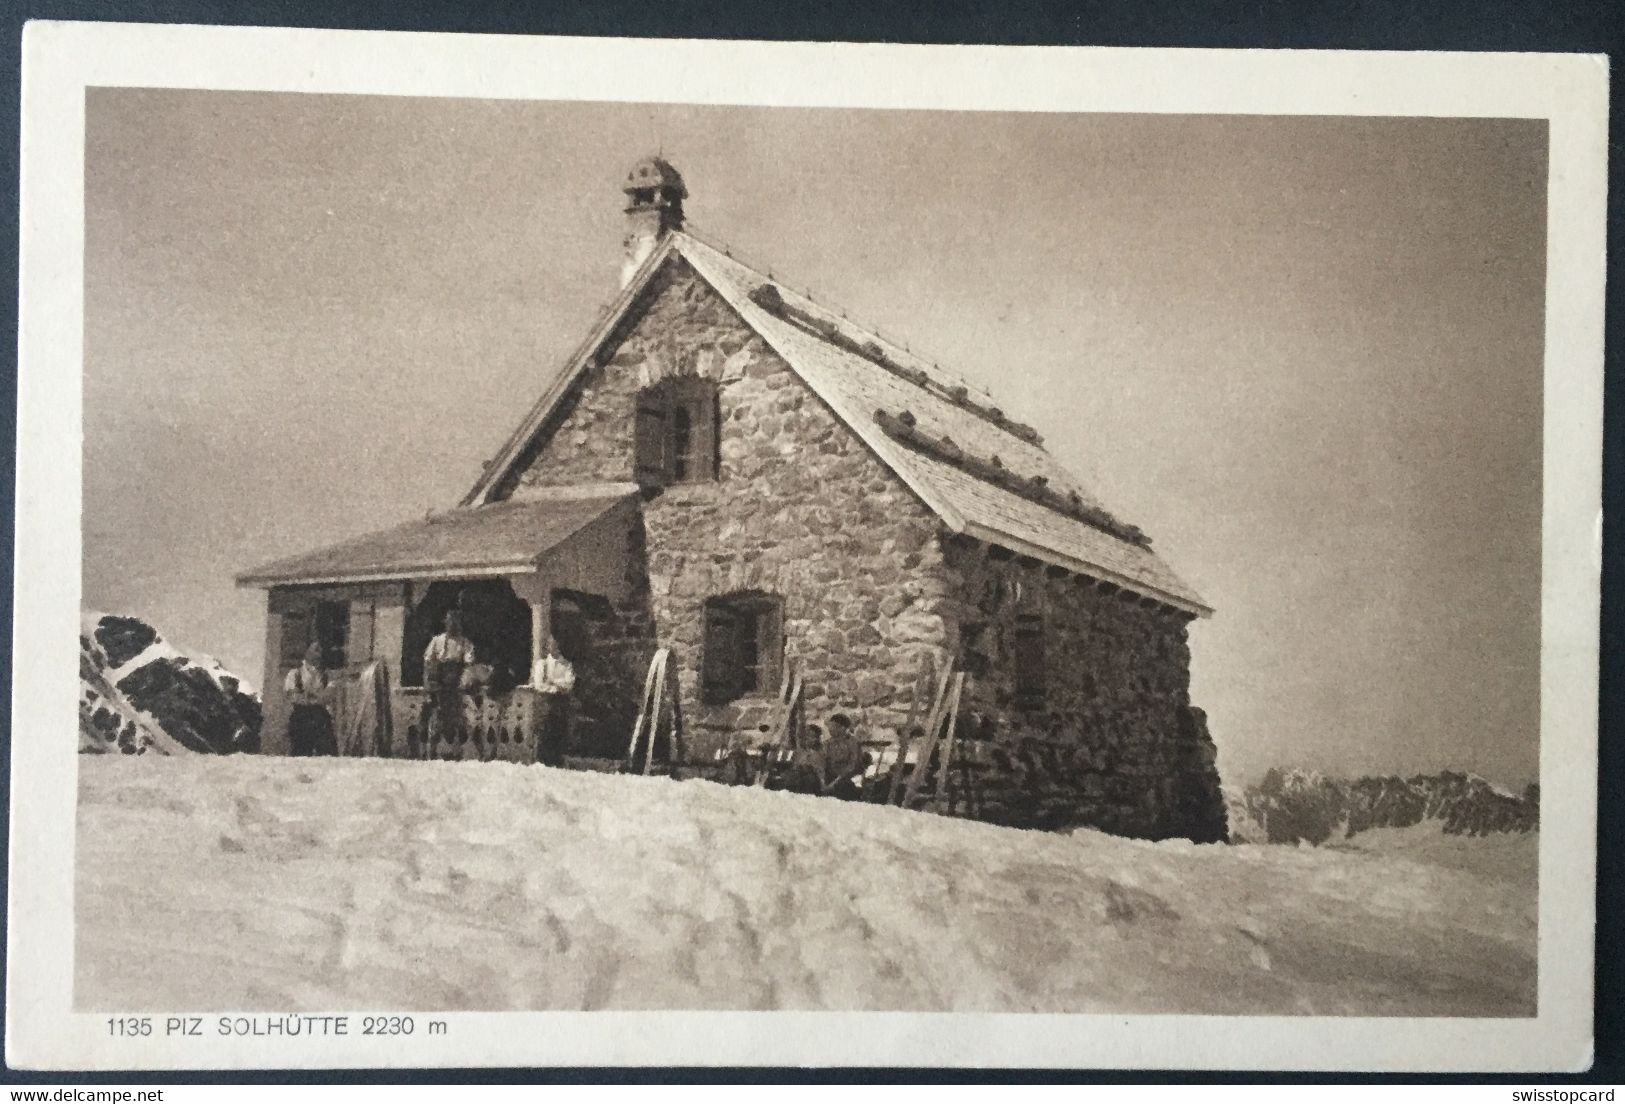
xmin=238 ymin=156 xmax=1227 ymax=842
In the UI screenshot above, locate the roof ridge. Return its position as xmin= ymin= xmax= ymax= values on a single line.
xmin=742 ymin=279 xmax=1049 ymax=450
xmin=675 ymin=227 xmax=998 ymax=400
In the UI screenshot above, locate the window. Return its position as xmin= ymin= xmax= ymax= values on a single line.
xmin=960 ymin=622 xmax=991 ymax=677
xmin=702 ymin=593 xmax=783 ymax=704
xmin=1012 ymin=614 xmax=1046 ymax=708
xmin=277 ymin=608 xmax=311 ymax=670
xmin=670 ymin=405 xmax=694 ymax=481
xmin=635 ymin=380 xmax=718 ymax=486
xmin=314 ymin=600 xmax=349 ymax=670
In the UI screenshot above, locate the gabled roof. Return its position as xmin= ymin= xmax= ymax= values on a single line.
xmin=466 ymin=232 xmax=1211 ymax=616
xmin=237 ymin=486 xmax=635 ymax=588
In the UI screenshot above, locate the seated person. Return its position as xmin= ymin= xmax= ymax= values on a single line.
xmin=818 ymin=713 xmax=869 ymax=801
xmin=768 ymin=724 xmax=824 ymax=794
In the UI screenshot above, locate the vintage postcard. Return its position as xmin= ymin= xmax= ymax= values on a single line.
xmin=9 ymin=23 xmax=1606 ymax=1071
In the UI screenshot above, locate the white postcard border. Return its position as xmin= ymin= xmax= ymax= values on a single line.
xmin=10 ymin=22 xmax=1606 ymax=1071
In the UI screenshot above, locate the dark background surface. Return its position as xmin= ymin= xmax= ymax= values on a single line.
xmin=1 ymin=0 xmax=1620 ymax=1085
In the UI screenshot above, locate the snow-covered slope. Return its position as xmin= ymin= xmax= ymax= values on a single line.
xmin=1224 ymin=768 xmax=1538 ymax=846
xmin=79 ymin=611 xmax=261 ymax=755
xmin=76 ymin=756 xmax=1536 ymax=1015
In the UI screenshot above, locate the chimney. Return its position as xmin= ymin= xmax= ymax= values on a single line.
xmin=620 ymin=156 xmax=686 ymax=288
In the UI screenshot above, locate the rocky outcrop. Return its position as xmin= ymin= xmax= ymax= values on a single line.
xmin=80 ymin=611 xmax=261 ymax=755
xmin=1226 ymin=768 xmax=1538 ymax=845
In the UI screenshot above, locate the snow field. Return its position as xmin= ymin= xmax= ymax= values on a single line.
xmin=76 ymin=756 xmax=1536 ymax=1015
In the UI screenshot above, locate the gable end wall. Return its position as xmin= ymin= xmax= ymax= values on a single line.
xmin=504 ymin=259 xmax=954 ymax=748
xmin=941 ymin=543 xmax=1226 ymax=839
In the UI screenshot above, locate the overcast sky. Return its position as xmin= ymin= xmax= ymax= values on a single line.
xmin=82 ymin=90 xmax=1546 ymax=787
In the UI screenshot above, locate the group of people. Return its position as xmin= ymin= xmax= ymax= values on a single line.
xmin=282 ymin=611 xmax=574 ymax=761
xmin=717 ymin=712 xmax=872 ymax=799
xmin=286 ymin=611 xmax=872 ymax=795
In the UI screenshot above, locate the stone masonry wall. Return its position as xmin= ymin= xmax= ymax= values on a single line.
xmin=935 ymin=542 xmax=1227 ymax=841
xmin=504 ymin=259 xmax=953 ymax=758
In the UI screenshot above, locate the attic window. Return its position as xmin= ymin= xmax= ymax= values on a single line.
xmin=635 ymin=379 xmax=719 ymax=487
xmin=702 ymin=592 xmax=784 ymax=703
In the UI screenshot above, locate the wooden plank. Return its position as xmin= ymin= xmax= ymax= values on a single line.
xmin=752 ymin=671 xmax=802 ymax=787
xmin=625 ymin=647 xmax=667 ymax=769
xmin=888 ymin=659 xmax=938 ymax=806
xmin=932 ymin=674 xmax=966 ymax=815
xmin=900 ymin=670 xmax=951 ymax=807
xmin=640 ymin=652 xmax=669 ymax=776
xmin=901 ymin=667 xmax=954 ymax=808
xmin=667 ymin=668 xmax=686 ymax=767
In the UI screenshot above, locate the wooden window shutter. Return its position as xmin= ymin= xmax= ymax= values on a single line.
xmin=701 ymin=603 xmax=739 ymax=703
xmin=1013 ymin=615 xmax=1046 ymax=705
xmin=348 ymin=601 xmax=377 ymax=665
xmin=757 ymin=602 xmax=784 ymax=694
xmin=634 ymin=391 xmax=669 ymax=485
xmin=693 ymin=391 xmax=721 ymax=481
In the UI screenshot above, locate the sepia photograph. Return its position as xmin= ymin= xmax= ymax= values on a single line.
xmin=10 ymin=24 xmax=1606 ymax=1071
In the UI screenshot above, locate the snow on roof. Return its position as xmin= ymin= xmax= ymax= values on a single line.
xmin=237 ymin=486 xmax=635 ymax=588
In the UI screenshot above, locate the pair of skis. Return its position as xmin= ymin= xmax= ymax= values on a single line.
xmin=887 ymin=664 xmax=966 ymax=812
xmin=625 ymin=647 xmax=682 ymax=775
xmin=751 ymin=666 xmax=804 ymax=787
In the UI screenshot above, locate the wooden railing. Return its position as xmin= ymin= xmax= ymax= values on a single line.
xmin=332 ymin=678 xmax=547 ymax=763
xmin=395 ymin=687 xmax=545 ymax=762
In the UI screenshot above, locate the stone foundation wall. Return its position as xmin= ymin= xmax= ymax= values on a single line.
xmin=505 ymin=260 xmax=952 ymax=760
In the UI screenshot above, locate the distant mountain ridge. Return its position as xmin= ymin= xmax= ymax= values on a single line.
xmin=1225 ymin=767 xmax=1538 ymax=845
xmin=80 ymin=611 xmax=261 ymax=755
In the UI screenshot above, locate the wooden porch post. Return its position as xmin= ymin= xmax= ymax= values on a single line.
xmin=530 ymin=593 xmax=550 ymax=684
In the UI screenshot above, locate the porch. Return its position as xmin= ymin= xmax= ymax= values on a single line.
xmin=237 ymin=485 xmax=648 ymax=762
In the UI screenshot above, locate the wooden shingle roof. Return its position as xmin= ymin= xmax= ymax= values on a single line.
xmin=679 ymin=236 xmax=1210 ymax=616
xmin=464 ymin=231 xmax=1211 ymax=615
xmin=237 ymin=487 xmax=634 ymax=587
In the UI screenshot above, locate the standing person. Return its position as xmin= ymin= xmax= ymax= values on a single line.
xmin=422 ymin=611 xmax=478 ymax=759
xmin=284 ymin=642 xmax=337 ymax=757
xmin=533 ymin=633 xmax=576 ymax=767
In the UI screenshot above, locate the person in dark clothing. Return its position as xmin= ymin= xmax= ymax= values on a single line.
xmin=714 ymin=736 xmax=756 ymax=786
xmin=422 ymin=611 xmax=478 ymax=759
xmin=769 ymin=723 xmax=824 ymax=794
xmin=284 ymin=642 xmax=337 ymax=756
xmin=819 ymin=713 xmax=868 ymax=801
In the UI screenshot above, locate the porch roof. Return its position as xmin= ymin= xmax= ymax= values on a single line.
xmin=236 ymin=486 xmax=636 ymax=588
